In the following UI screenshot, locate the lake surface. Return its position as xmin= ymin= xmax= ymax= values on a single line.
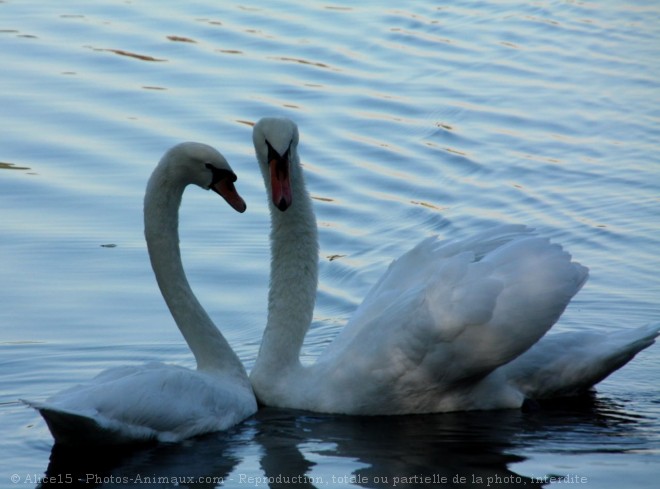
xmin=1 ymin=0 xmax=659 ymax=487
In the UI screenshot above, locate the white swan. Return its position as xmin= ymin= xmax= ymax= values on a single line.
xmin=24 ymin=143 xmax=257 ymax=444
xmin=249 ymin=117 xmax=659 ymax=414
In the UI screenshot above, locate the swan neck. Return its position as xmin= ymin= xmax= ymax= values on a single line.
xmin=255 ymin=156 xmax=319 ymax=372
xmin=144 ymin=165 xmax=246 ymax=375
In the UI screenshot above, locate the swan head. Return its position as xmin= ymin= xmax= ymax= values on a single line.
xmin=163 ymin=142 xmax=246 ymax=213
xmin=252 ymin=117 xmax=299 ymax=212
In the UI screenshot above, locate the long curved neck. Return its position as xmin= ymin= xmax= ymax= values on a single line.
xmin=255 ymin=156 xmax=319 ymax=372
xmin=144 ymin=167 xmax=247 ymax=376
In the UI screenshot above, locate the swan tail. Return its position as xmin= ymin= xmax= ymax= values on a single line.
xmin=22 ymin=400 xmax=157 ymax=446
xmin=504 ymin=323 xmax=660 ymax=399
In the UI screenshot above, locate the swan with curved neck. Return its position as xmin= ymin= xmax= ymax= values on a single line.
xmin=250 ymin=117 xmax=659 ymax=414
xmin=25 ymin=143 xmax=257 ymax=444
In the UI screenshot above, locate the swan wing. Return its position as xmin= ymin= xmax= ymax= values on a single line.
xmin=322 ymin=226 xmax=588 ymax=401
xmin=24 ymin=363 xmax=256 ymax=445
xmin=346 ymin=225 xmax=534 ymax=331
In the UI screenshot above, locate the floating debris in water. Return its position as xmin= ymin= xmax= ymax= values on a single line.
xmin=0 ymin=162 xmax=31 ymax=171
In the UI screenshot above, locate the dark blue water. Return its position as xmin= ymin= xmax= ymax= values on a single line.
xmin=1 ymin=1 xmax=658 ymax=487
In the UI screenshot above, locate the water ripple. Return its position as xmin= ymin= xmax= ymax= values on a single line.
xmin=1 ymin=0 xmax=659 ymax=485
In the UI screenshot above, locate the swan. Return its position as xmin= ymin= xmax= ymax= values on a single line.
xmin=249 ymin=117 xmax=659 ymax=414
xmin=24 ymin=142 xmax=257 ymax=444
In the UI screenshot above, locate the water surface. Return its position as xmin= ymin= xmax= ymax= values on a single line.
xmin=1 ymin=1 xmax=659 ymax=487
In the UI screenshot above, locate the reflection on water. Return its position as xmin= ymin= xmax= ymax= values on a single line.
xmin=254 ymin=409 xmax=542 ymax=489
xmin=41 ymin=431 xmax=241 ymax=488
xmin=88 ymin=47 xmax=167 ymax=62
xmin=38 ymin=395 xmax=652 ymax=488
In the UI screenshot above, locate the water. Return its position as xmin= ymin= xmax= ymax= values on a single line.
xmin=1 ymin=0 xmax=659 ymax=487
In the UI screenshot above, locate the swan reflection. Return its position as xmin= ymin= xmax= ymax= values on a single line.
xmin=39 ymin=397 xmax=644 ymax=488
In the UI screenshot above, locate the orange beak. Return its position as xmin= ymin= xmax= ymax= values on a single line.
xmin=266 ymin=140 xmax=293 ymax=212
xmin=210 ymin=172 xmax=246 ymax=213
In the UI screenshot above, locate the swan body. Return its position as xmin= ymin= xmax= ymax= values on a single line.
xmin=24 ymin=143 xmax=257 ymax=444
xmin=250 ymin=117 xmax=659 ymax=414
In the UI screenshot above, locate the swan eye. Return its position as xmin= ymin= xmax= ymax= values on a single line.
xmin=205 ymin=163 xmax=237 ymax=184
xmin=265 ymin=140 xmax=278 ymax=162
